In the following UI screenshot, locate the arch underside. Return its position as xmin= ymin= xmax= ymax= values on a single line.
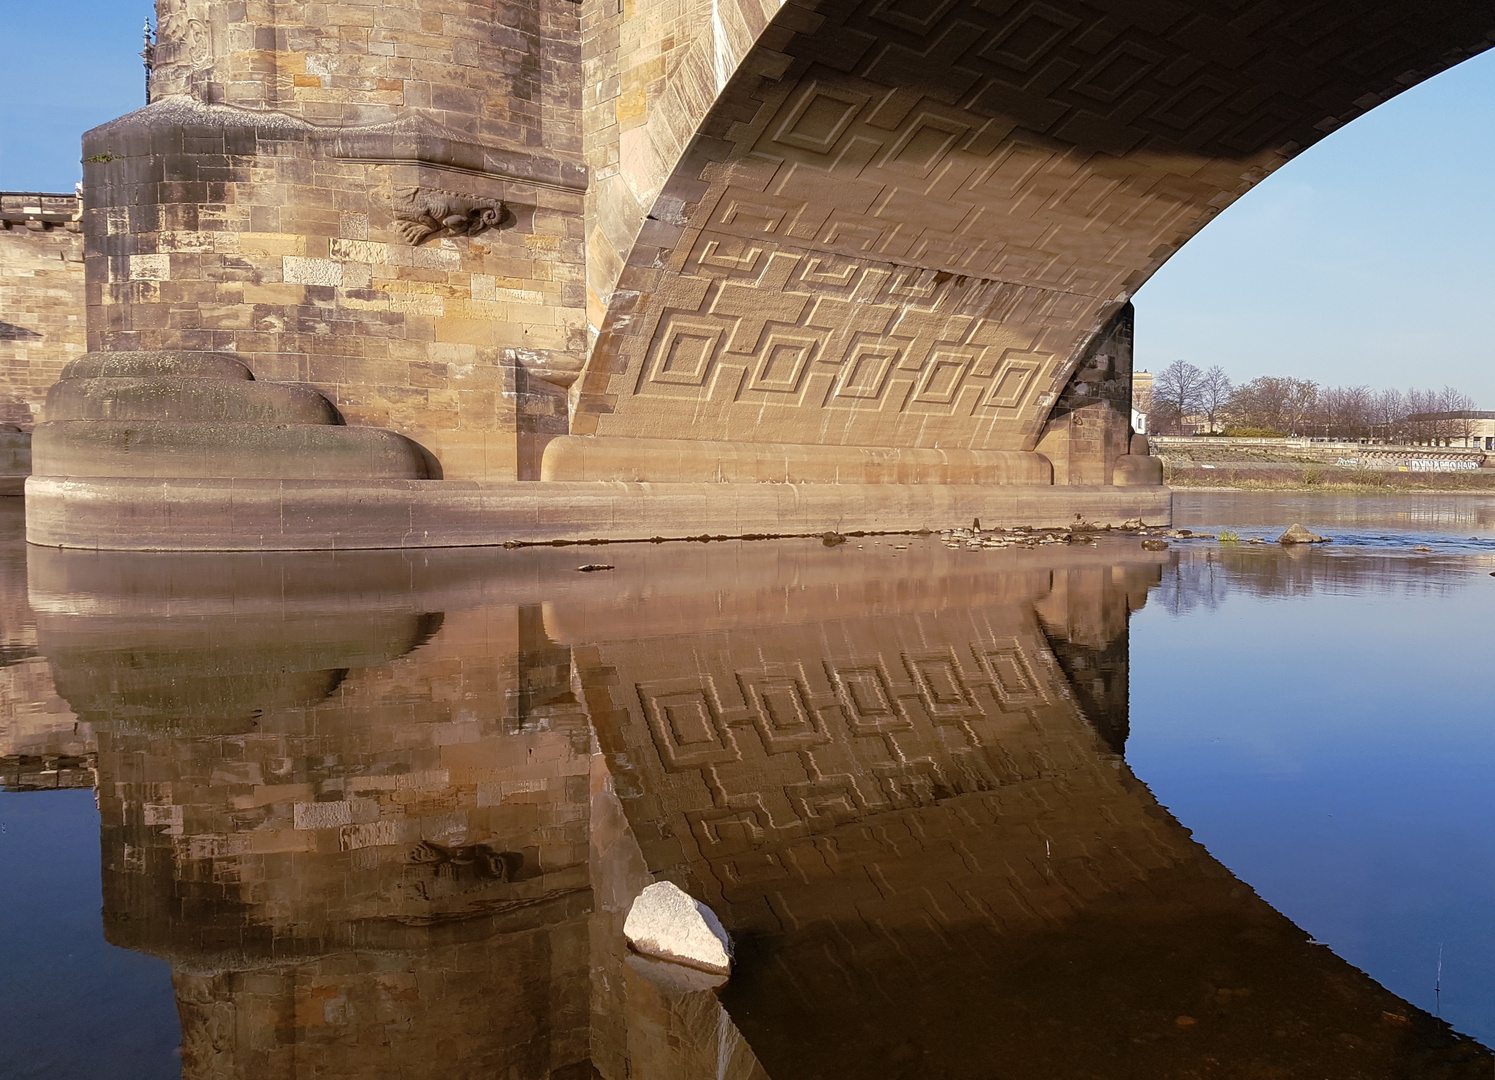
xmin=573 ymin=0 xmax=1494 ymax=457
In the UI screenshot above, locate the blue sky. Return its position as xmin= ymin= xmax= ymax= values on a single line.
xmin=2 ymin=4 xmax=1492 ymax=405
xmin=1133 ymin=47 xmax=1495 ymax=407
xmin=0 ymin=4 xmax=146 ymax=192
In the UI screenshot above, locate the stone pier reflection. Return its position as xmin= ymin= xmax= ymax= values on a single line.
xmin=27 ymin=540 xmax=1491 ymax=1078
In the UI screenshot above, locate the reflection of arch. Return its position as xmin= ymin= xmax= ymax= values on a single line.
xmin=569 ymin=1 xmax=1493 ymax=474
xmin=570 ymin=547 xmax=1492 ymax=1078
xmin=34 ymin=541 xmax=1489 ymax=1076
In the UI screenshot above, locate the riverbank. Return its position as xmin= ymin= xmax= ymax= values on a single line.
xmin=1153 ymin=435 xmax=1495 ymax=492
xmin=1163 ymin=463 xmax=1495 ymax=493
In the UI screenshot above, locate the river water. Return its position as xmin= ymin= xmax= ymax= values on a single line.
xmin=2 ymin=492 xmax=1494 ymax=1079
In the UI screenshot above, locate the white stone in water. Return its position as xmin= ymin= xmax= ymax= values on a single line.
xmin=624 ymin=881 xmax=733 ymax=975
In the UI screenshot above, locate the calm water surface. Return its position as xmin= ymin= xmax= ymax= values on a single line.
xmin=3 ymin=493 xmax=1495 ymax=1078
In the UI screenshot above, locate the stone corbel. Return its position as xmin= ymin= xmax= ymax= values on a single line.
xmin=391 ymin=186 xmax=510 ymax=245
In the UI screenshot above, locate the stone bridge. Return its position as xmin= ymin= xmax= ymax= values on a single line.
xmin=22 ymin=0 xmax=1495 ymax=549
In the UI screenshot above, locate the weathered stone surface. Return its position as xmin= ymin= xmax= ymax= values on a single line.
xmin=46 ymin=377 xmax=341 ymax=425
xmin=61 ymin=350 xmax=252 ymax=382
xmin=543 ymin=436 xmax=1053 ymax=485
xmin=0 ymin=430 xmax=30 ymax=495
xmin=571 ymin=0 xmax=1493 ymax=465
xmin=0 ymin=193 xmax=84 ymax=429
xmin=1111 ymin=455 xmax=1165 ymax=488
xmin=24 ymin=475 xmax=1171 ymax=551
xmin=624 ymin=882 xmax=732 ymax=974
xmin=32 ymin=421 xmax=433 ymax=480
xmin=81 ymin=42 xmax=581 ymax=483
xmin=1278 ymin=523 xmax=1330 ymax=544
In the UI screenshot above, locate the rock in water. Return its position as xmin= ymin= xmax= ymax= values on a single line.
xmin=624 ymin=881 xmax=733 ymax=974
xmin=1277 ymin=523 xmax=1329 ymax=544
xmin=1140 ymin=538 xmax=1169 ymax=551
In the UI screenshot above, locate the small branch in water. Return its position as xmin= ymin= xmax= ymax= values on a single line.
xmin=1436 ymin=943 xmax=1443 ymax=1016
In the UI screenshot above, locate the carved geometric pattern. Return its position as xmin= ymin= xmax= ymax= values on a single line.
xmin=580 ymin=0 xmax=1495 ymax=452
xmin=646 ymin=316 xmax=726 ymax=388
xmin=629 ymin=247 xmax=1067 ymax=442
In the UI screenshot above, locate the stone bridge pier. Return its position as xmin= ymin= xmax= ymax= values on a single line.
xmin=23 ymin=0 xmax=1495 ymax=549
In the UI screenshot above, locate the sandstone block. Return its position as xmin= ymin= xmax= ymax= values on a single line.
xmin=542 ymin=436 xmax=1054 ymax=486
xmin=0 ymin=430 xmax=31 ymax=494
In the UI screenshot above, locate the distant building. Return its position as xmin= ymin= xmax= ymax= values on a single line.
xmin=1403 ymin=411 xmax=1495 ymax=450
xmin=1132 ymin=370 xmax=1152 ymax=433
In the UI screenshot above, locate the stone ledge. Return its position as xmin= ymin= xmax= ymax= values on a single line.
xmin=0 ymin=191 xmax=81 ymax=230
xmin=85 ymin=97 xmax=588 ymax=194
xmin=541 ymin=436 xmax=1054 ymax=485
xmin=25 ymin=477 xmax=1172 ymax=551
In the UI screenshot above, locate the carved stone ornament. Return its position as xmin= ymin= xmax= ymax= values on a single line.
xmin=393 ymin=186 xmax=506 ymax=245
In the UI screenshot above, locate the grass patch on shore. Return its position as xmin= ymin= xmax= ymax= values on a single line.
xmin=1164 ymin=463 xmax=1495 ymax=494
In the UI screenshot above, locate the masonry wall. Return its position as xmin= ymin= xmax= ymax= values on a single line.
xmin=0 ymin=503 xmax=87 ymax=783
xmin=0 ymin=201 xmax=85 ymax=430
xmin=78 ymin=0 xmax=590 ymax=481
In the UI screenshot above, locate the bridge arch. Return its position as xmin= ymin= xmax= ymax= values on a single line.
xmin=561 ymin=0 xmax=1494 ymax=481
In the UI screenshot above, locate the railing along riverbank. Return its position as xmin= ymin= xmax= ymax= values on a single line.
xmin=1150 ymin=436 xmax=1488 ymax=471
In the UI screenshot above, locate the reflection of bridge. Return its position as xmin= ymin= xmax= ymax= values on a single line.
xmin=25 ymin=2 xmax=1495 ymax=548
xmin=24 ymin=542 xmax=1494 ymax=1077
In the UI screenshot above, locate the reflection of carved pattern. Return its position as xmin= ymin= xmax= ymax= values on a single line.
xmin=578 ymin=599 xmax=1196 ymax=965
xmin=393 ymin=187 xmax=505 ymax=245
xmin=597 ymin=613 xmax=1081 ymax=892
xmin=635 ymin=634 xmax=1043 ymax=781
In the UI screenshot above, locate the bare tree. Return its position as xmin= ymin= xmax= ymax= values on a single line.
xmin=1227 ymin=376 xmax=1291 ymax=433
xmin=1314 ymin=384 xmax=1373 ymax=440
xmin=1341 ymin=385 xmax=1373 ymax=440
xmin=1373 ymin=388 xmax=1405 ymax=442
xmin=1213 ymin=377 xmax=1478 ymax=445
xmin=1439 ymin=386 xmax=1477 ymax=446
xmin=1281 ymin=378 xmax=1319 ymax=436
xmin=1198 ymin=366 xmax=1232 ymax=434
xmin=1151 ymin=360 xmax=1205 ymax=434
xmin=1406 ymin=388 xmax=1436 ymax=443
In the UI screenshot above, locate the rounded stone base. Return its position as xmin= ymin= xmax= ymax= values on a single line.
xmin=25 ymin=476 xmax=1173 ymax=551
